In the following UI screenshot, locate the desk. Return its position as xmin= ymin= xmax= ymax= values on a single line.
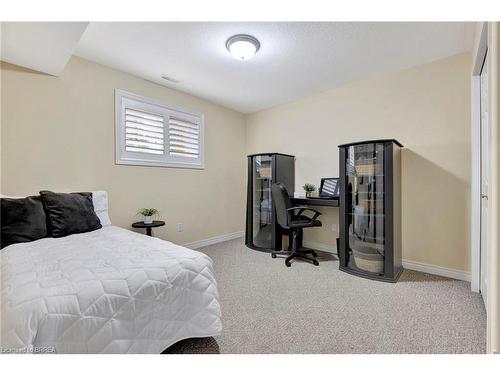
xmin=291 ymin=197 xmax=339 ymax=207
xmin=289 ymin=197 xmax=339 ymax=251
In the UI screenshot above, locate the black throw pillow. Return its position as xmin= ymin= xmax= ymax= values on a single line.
xmin=39 ymin=191 xmax=102 ymax=238
xmin=1 ymin=196 xmax=48 ymax=249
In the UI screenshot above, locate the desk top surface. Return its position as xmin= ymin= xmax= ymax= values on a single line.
xmin=291 ymin=197 xmax=339 ymax=207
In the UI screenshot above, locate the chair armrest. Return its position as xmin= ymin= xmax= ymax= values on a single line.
xmin=286 ymin=206 xmax=322 ymax=221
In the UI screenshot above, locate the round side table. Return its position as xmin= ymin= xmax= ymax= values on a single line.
xmin=132 ymin=221 xmax=165 ymax=237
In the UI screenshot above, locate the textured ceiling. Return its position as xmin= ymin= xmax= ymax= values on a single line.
xmin=75 ymin=22 xmax=474 ymax=113
xmin=1 ymin=22 xmax=88 ymax=76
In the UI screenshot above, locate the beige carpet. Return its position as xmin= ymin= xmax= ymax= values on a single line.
xmin=164 ymin=238 xmax=486 ymax=354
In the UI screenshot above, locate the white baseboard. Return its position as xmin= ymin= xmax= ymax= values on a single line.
xmin=303 ymin=240 xmax=338 ymax=253
xmin=184 ymin=231 xmax=244 ymax=249
xmin=401 ymin=259 xmax=470 ymax=282
xmin=304 ymin=240 xmax=470 ymax=282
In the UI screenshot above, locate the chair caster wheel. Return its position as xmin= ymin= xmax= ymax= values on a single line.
xmin=271 ymin=253 xmax=277 ymax=258
xmin=313 ymin=260 xmax=319 ymax=266
xmin=285 ymin=261 xmax=291 ymax=267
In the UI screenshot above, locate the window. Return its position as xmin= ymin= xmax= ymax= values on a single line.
xmin=115 ymin=89 xmax=204 ymax=169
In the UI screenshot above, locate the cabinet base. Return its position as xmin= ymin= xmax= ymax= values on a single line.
xmin=245 ymin=243 xmax=275 ymax=253
xmin=339 ymin=264 xmax=403 ymax=283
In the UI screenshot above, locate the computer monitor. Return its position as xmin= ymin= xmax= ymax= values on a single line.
xmin=319 ymin=177 xmax=339 ymax=198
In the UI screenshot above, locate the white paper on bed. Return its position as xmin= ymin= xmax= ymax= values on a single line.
xmin=0 ymin=226 xmax=222 ymax=353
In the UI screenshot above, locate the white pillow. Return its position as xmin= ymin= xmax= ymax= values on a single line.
xmin=0 ymin=194 xmax=24 ymax=199
xmin=92 ymin=191 xmax=112 ymax=226
xmin=1 ymin=191 xmax=112 ymax=226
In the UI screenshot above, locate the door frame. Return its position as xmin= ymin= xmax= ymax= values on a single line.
xmin=471 ymin=22 xmax=488 ymax=293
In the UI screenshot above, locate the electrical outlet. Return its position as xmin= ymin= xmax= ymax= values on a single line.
xmin=176 ymin=223 xmax=184 ymax=232
xmin=331 ymin=224 xmax=337 ymax=232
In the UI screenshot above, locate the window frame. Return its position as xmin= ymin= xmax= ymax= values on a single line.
xmin=115 ymin=89 xmax=205 ymax=169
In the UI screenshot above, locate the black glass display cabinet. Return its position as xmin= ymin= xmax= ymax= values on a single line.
xmin=338 ymin=140 xmax=403 ymax=282
xmin=245 ymin=153 xmax=295 ymax=252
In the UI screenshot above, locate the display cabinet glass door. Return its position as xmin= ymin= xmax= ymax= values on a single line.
xmin=252 ymin=155 xmax=273 ymax=248
xmin=346 ymin=143 xmax=385 ymax=275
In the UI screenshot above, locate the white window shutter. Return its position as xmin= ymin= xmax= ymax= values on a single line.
xmin=115 ymin=89 xmax=204 ymax=169
xmin=168 ymin=117 xmax=200 ymax=159
xmin=125 ymin=108 xmax=165 ymax=155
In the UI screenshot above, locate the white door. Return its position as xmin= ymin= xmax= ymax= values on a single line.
xmin=480 ymin=52 xmax=489 ymax=305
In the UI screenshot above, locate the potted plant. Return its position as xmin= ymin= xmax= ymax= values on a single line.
xmin=302 ymin=183 xmax=316 ymax=198
xmin=137 ymin=208 xmax=160 ymax=224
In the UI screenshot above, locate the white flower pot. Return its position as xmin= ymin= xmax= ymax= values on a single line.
xmin=144 ymin=216 xmax=153 ymax=224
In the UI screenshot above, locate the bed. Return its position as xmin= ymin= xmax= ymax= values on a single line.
xmin=0 ymin=193 xmax=222 ymax=354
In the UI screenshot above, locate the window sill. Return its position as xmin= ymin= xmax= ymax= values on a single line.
xmin=115 ymin=159 xmax=205 ymax=170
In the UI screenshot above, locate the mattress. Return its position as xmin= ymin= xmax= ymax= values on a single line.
xmin=0 ymin=226 xmax=222 ymax=353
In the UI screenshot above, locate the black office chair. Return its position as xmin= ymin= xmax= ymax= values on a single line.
xmin=271 ymin=182 xmax=322 ymax=267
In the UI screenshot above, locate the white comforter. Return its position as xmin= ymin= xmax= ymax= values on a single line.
xmin=0 ymin=226 xmax=222 ymax=353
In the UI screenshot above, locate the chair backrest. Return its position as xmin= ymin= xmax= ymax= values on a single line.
xmin=272 ymin=182 xmax=292 ymax=229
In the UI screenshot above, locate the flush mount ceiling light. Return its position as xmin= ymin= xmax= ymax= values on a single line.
xmin=226 ymin=34 xmax=260 ymax=60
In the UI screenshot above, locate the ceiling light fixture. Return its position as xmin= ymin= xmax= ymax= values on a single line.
xmin=226 ymin=34 xmax=260 ymax=61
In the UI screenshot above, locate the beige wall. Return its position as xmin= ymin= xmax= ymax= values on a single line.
xmin=0 ymin=57 xmax=247 ymax=244
xmin=246 ymin=53 xmax=472 ymax=272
